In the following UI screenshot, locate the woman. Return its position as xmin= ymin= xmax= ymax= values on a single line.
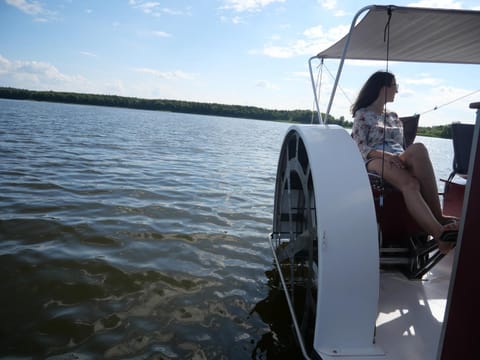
xmin=351 ymin=71 xmax=457 ymax=253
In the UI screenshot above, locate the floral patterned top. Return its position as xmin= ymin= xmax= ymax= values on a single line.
xmin=351 ymin=108 xmax=404 ymax=161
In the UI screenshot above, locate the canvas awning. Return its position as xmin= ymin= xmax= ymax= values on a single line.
xmin=317 ymin=5 xmax=480 ymax=64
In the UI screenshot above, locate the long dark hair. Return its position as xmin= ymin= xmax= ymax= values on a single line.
xmin=351 ymin=71 xmax=396 ymax=116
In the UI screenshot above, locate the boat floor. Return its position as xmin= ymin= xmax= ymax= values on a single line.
xmin=375 ymin=250 xmax=454 ymax=360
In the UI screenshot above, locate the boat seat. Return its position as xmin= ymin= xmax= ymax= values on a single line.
xmin=371 ymin=173 xmax=443 ymax=279
xmin=442 ymin=123 xmax=474 ymax=218
xmin=400 ymin=114 xmax=420 ymax=148
xmin=367 ymin=114 xmax=444 ymax=279
xmin=447 ymin=123 xmax=474 ymax=181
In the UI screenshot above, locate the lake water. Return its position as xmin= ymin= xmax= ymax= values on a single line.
xmin=0 ymin=99 xmax=454 ymax=359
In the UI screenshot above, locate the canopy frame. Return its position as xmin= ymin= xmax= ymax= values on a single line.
xmin=310 ymin=5 xmax=480 ymax=124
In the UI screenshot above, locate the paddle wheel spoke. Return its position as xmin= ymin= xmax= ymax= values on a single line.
xmin=271 ymin=130 xmax=318 ymax=352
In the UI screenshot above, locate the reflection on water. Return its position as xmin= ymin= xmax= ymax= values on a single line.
xmin=0 ymin=99 xmax=453 ymax=358
xmin=0 ymin=223 xmax=279 ymax=358
xmin=251 ymin=269 xmax=305 ymax=359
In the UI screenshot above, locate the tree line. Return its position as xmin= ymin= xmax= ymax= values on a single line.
xmin=0 ymin=87 xmax=452 ymax=138
xmin=0 ymin=87 xmax=346 ymax=124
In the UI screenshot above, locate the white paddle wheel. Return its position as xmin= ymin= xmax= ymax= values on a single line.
xmin=269 ymin=125 xmax=385 ymax=359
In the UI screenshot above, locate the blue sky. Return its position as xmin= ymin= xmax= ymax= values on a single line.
xmin=1 ymin=0 xmax=479 ymax=126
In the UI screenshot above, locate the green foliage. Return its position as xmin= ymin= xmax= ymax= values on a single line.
xmin=0 ymin=87 xmax=351 ymax=126
xmin=416 ymin=124 xmax=452 ymax=139
xmin=0 ymin=87 xmax=454 ymax=138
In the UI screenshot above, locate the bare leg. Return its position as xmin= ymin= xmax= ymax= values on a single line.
xmin=369 ymin=158 xmax=442 ymax=236
xmin=399 ymin=143 xmax=446 ymax=222
xmin=368 ymin=157 xmax=454 ymax=253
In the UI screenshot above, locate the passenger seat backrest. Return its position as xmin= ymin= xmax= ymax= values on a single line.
xmin=451 ymin=123 xmax=475 ymax=179
xmin=400 ymin=114 xmax=420 ymax=149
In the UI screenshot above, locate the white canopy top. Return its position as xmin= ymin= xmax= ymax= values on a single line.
xmin=317 ymin=5 xmax=480 ymax=64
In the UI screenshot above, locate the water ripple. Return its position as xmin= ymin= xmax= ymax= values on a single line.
xmin=0 ymin=99 xmax=453 ymax=359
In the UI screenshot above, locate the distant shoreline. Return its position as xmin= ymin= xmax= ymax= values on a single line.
xmin=0 ymin=87 xmax=451 ymax=138
xmin=0 ymin=86 xmax=349 ymax=125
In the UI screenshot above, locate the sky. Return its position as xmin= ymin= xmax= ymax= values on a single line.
xmin=1 ymin=0 xmax=479 ymax=126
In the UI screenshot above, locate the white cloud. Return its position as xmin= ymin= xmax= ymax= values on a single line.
xmin=0 ymin=54 xmax=195 ymax=98
xmin=404 ymin=75 xmax=443 ymax=86
xmin=259 ymin=24 xmax=349 ymax=58
xmin=320 ymin=0 xmax=337 ymax=10
xmin=129 ymin=1 xmax=190 ymax=17
xmin=261 ymin=45 xmax=296 ymax=58
xmin=6 ymin=0 xmax=57 ymax=21
xmin=256 ymin=80 xmax=279 ymax=90
xmin=407 ymin=0 xmax=463 ymax=9
xmin=407 ymin=85 xmax=477 ymax=122
xmin=133 ymin=1 xmax=161 ymax=15
xmin=220 ymin=15 xmax=246 ymax=24
xmin=151 ymin=31 xmax=172 ymax=38
xmin=6 ymin=0 xmax=43 ymax=15
xmin=134 ymin=68 xmax=195 ymax=80
xmin=80 ymin=51 xmax=97 ymax=58
xmin=292 ymin=71 xmax=310 ymax=78
xmin=306 ymin=24 xmax=349 ymax=41
xmin=333 ymin=9 xmax=347 ymax=17
xmin=162 ymin=7 xmax=190 ymax=16
xmin=135 ymin=30 xmax=172 ymax=39
xmin=0 ymin=54 xmax=86 ymax=89
xmin=0 ymin=55 xmax=11 ymax=74
xmin=221 ymin=0 xmax=286 ymax=12
xmin=318 ymin=0 xmax=347 ymax=17
xmin=232 ymin=16 xmax=244 ymax=24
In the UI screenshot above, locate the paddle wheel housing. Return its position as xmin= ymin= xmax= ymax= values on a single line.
xmin=270 ymin=125 xmax=383 ymax=358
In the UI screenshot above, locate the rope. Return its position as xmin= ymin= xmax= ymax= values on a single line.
xmin=312 ymin=60 xmax=325 ymax=123
xmin=311 ymin=61 xmax=353 ymax=124
xmin=323 ymin=63 xmax=353 ymax=105
xmin=379 ymin=7 xmax=393 ymax=207
xmin=420 ymin=88 xmax=480 ymax=116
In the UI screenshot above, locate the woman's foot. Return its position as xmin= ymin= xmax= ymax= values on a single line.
xmin=437 ymin=221 xmax=458 ymax=254
xmin=440 ymin=215 xmax=460 ymax=225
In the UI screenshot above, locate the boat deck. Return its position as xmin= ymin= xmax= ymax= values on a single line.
xmin=375 ymin=250 xmax=454 ymax=360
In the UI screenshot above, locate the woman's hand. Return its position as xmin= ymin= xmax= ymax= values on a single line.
xmin=388 ymin=154 xmax=405 ymax=169
xmin=367 ymin=150 xmax=405 ymax=169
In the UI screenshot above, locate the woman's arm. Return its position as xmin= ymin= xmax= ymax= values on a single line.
xmin=351 ymin=112 xmax=373 ymax=160
xmin=368 ymin=149 xmax=405 ymax=168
